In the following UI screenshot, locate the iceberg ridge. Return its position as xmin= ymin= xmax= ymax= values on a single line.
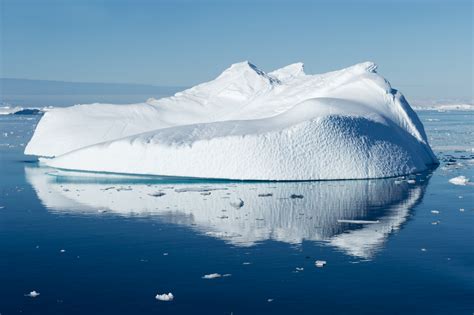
xmin=25 ymin=61 xmax=438 ymax=180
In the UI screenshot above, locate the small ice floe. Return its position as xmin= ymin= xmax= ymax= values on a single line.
xmin=25 ymin=290 xmax=40 ymax=298
xmin=431 ymin=210 xmax=440 ymax=214
xmin=267 ymin=298 xmax=274 ymax=302
xmin=295 ymin=267 xmax=304 ymax=271
xmin=149 ymin=192 xmax=166 ymax=197
xmin=202 ymin=273 xmax=222 ymax=279
xmin=315 ymin=260 xmax=327 ymax=268
xmin=290 ymin=194 xmax=304 ymax=199
xmin=155 ymin=292 xmax=174 ymax=301
xmin=407 ymin=179 xmax=416 ymax=184
xmin=431 ymin=221 xmax=440 ymax=225
xmin=449 ymin=176 xmax=470 ymax=186
xmin=163 ymin=252 xmax=169 ymax=256
xmin=258 ymin=193 xmax=273 ymax=197
xmin=421 ymin=248 xmax=427 ymax=252
xmin=0 ymin=206 xmax=5 ymax=209
xmin=459 ymin=208 xmax=465 ymax=212
xmin=202 ymin=273 xmax=231 ymax=279
xmin=230 ymin=198 xmax=244 ymax=209
xmin=242 ymin=262 xmax=252 ymax=265
xmin=60 ymin=249 xmax=66 ymax=253
xmin=337 ymin=219 xmax=380 ymax=224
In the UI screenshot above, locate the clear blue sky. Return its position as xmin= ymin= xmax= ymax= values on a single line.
xmin=1 ymin=0 xmax=472 ymax=100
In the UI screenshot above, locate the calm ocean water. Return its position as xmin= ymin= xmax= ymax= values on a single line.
xmin=0 ymin=111 xmax=473 ymax=314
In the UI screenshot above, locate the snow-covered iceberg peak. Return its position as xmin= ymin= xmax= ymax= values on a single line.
xmin=269 ymin=62 xmax=305 ymax=81
xmin=218 ymin=61 xmax=271 ymax=80
xmin=26 ymin=61 xmax=438 ymax=180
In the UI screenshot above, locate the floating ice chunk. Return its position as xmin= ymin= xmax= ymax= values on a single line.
xmin=25 ymin=290 xmax=40 ymax=298
xmin=407 ymin=179 xmax=416 ymax=184
xmin=60 ymin=249 xmax=66 ymax=253
xmin=267 ymin=298 xmax=274 ymax=302
xmin=315 ymin=260 xmax=327 ymax=268
xmin=230 ymin=199 xmax=244 ymax=209
xmin=295 ymin=267 xmax=304 ymax=271
xmin=459 ymin=208 xmax=465 ymax=212
xmin=431 ymin=210 xmax=440 ymax=214
xmin=421 ymin=248 xmax=427 ymax=252
xmin=155 ymin=292 xmax=174 ymax=301
xmin=449 ymin=176 xmax=470 ymax=185
xmin=202 ymin=273 xmax=222 ymax=279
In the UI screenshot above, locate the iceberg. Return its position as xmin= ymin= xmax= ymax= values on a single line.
xmin=25 ymin=61 xmax=438 ymax=180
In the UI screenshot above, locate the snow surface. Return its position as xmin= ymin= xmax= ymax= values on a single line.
xmin=26 ymin=61 xmax=438 ymax=180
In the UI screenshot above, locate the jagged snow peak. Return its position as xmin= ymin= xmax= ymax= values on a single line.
xmin=25 ymin=61 xmax=438 ymax=180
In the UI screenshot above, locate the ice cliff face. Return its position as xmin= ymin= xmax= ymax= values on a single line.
xmin=25 ymin=61 xmax=438 ymax=180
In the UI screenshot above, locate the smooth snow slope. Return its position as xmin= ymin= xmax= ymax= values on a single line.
xmin=26 ymin=61 xmax=438 ymax=180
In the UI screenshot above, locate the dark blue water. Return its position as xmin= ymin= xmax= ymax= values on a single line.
xmin=1 ymin=112 xmax=473 ymax=314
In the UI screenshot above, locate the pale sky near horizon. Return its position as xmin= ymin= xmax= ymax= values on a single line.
xmin=1 ymin=0 xmax=472 ymax=100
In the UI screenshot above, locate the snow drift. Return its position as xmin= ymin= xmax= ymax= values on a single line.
xmin=25 ymin=61 xmax=438 ymax=180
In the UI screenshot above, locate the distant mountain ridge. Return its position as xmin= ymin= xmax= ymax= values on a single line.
xmin=0 ymin=78 xmax=185 ymax=107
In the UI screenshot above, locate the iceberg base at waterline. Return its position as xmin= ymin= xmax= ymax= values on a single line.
xmin=26 ymin=61 xmax=438 ymax=180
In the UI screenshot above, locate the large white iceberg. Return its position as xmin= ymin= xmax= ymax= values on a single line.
xmin=25 ymin=61 xmax=438 ymax=180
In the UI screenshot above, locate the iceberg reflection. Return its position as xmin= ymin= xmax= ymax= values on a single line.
xmin=25 ymin=167 xmax=431 ymax=259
